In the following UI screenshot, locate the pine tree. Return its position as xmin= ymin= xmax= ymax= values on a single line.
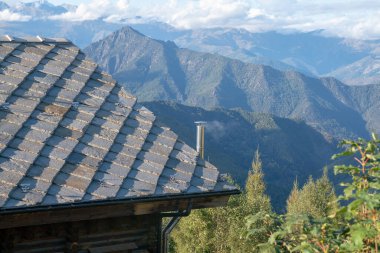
xmin=286 ymin=168 xmax=336 ymax=218
xmin=171 ymin=149 xmax=273 ymax=253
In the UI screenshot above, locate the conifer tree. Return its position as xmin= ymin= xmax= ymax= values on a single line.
xmin=286 ymin=168 xmax=336 ymax=218
xmin=171 ymin=149 xmax=273 ymax=253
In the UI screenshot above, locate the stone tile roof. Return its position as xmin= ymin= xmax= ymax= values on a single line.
xmin=0 ymin=36 xmax=236 ymax=211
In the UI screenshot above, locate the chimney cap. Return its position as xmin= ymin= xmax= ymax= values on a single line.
xmin=195 ymin=121 xmax=207 ymax=126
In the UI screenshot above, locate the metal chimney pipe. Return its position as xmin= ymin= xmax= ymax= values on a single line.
xmin=195 ymin=121 xmax=207 ymax=159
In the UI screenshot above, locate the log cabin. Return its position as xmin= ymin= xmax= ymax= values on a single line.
xmin=0 ymin=36 xmax=239 ymax=253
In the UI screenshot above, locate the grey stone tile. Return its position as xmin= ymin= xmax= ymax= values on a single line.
xmin=65 ymin=110 xmax=93 ymax=122
xmin=104 ymin=152 xmax=135 ymax=168
xmin=17 ymin=176 xmax=51 ymax=193
xmin=93 ymin=171 xmax=124 ymax=186
xmin=91 ymin=117 xmax=111 ymax=128
xmin=186 ymin=186 xmax=203 ymax=194
xmin=34 ymin=156 xmax=65 ymax=170
xmin=86 ymin=79 xmax=113 ymax=92
xmin=54 ymin=79 xmax=82 ymax=91
xmin=12 ymin=50 xmax=42 ymax=62
xmin=6 ymin=56 xmax=36 ymax=68
xmin=81 ymin=133 xmax=113 ymax=150
xmin=1 ymin=61 xmax=33 ymax=74
xmin=96 ymin=109 xmax=125 ymax=123
xmin=170 ymin=149 xmax=196 ymax=163
xmin=51 ymin=47 xmax=78 ymax=58
xmin=161 ymin=168 xmax=193 ymax=183
xmin=46 ymin=52 xmax=74 ymax=63
xmin=157 ymin=177 xmax=182 ymax=193
xmin=118 ymin=178 xmax=156 ymax=197
xmin=23 ymin=45 xmax=49 ymax=56
xmin=55 ymin=173 xmax=91 ymax=192
xmin=174 ymin=141 xmax=198 ymax=156
xmin=119 ymin=126 xmax=148 ymax=141
xmin=55 ymin=126 xmax=83 ymax=139
xmin=41 ymin=194 xmax=60 ymax=205
xmin=190 ymin=176 xmax=216 ymax=191
xmin=126 ymin=119 xmax=152 ymax=132
xmin=31 ymin=110 xmax=62 ymax=124
xmin=16 ymin=127 xmax=51 ymax=143
xmin=8 ymin=137 xmax=45 ymax=153
xmin=68 ymin=152 xmax=101 ymax=168
xmin=61 ymin=71 xmax=89 ymax=84
xmin=55 ymin=87 xmax=81 ymax=101
xmin=99 ymin=161 xmax=131 ymax=177
xmin=137 ymin=151 xmax=168 ymax=166
xmin=55 ymin=185 xmax=84 ymax=202
xmin=0 ymin=181 xmax=14 ymax=197
xmin=91 ymin=71 xmax=115 ymax=84
xmin=84 ymin=87 xmax=109 ymax=99
xmin=0 ymin=168 xmax=23 ymax=185
xmin=0 ymin=157 xmax=30 ymax=174
xmin=128 ymin=168 xmax=159 ymax=184
xmin=76 ymin=93 xmax=103 ymax=107
xmin=0 ymin=73 xmax=24 ymax=85
xmin=2 ymin=147 xmax=38 ymax=163
xmin=12 ymin=188 xmax=45 ymax=205
xmin=0 ymin=120 xmax=22 ymax=137
xmin=27 ymin=165 xmax=59 ymax=180
xmin=194 ymin=166 xmax=219 ymax=182
xmin=143 ymin=142 xmax=172 ymax=156
xmin=24 ymin=118 xmax=57 ymax=132
xmin=75 ymin=144 xmax=108 ymax=160
xmin=28 ymin=71 xmax=59 ymax=85
xmin=146 ymin=134 xmax=176 ymax=147
xmin=60 ymin=118 xmax=89 ymax=131
xmin=36 ymin=64 xmax=67 ymax=77
xmin=166 ymin=158 xmax=196 ymax=175
xmin=41 ymin=145 xmax=72 ymax=160
xmin=3 ymin=198 xmax=29 ymax=208
xmin=85 ymin=124 xmax=118 ymax=140
xmin=110 ymin=143 xmax=140 ymax=157
xmin=60 ymin=163 xmax=95 ymax=179
xmin=47 ymin=136 xmax=78 ymax=151
xmin=86 ymin=180 xmax=119 ymax=198
xmin=132 ymin=160 xmax=163 ymax=175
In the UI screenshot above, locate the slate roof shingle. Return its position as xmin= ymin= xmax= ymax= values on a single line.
xmin=0 ymin=36 xmax=236 ymax=210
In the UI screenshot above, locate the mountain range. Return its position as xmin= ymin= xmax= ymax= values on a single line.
xmin=141 ymin=101 xmax=337 ymax=210
xmin=84 ymin=26 xmax=379 ymax=140
xmin=1 ymin=0 xmax=380 ymax=85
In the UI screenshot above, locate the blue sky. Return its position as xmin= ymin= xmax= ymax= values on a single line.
xmin=5 ymin=0 xmax=380 ymax=40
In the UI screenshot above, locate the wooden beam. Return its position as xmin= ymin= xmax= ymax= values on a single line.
xmin=0 ymin=195 xmax=231 ymax=229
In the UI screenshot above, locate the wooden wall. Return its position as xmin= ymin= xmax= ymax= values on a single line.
xmin=0 ymin=214 xmax=158 ymax=253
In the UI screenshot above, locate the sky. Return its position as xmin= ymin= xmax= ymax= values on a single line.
xmin=4 ymin=0 xmax=380 ymax=40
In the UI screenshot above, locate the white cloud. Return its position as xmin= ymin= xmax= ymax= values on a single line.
xmin=49 ymin=0 xmax=130 ymax=21
xmin=9 ymin=0 xmax=380 ymax=40
xmin=0 ymin=9 xmax=31 ymax=21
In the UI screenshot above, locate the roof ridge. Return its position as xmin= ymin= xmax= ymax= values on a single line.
xmin=0 ymin=35 xmax=71 ymax=43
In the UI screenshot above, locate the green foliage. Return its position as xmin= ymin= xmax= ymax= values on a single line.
xmin=286 ymin=169 xmax=337 ymax=218
xmin=249 ymin=134 xmax=380 ymax=252
xmin=171 ymin=150 xmax=272 ymax=252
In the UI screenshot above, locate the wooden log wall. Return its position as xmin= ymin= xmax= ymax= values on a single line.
xmin=0 ymin=214 xmax=158 ymax=253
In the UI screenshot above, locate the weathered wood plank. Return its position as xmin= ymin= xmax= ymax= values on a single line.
xmin=0 ymin=195 xmax=230 ymax=229
xmin=88 ymin=242 xmax=138 ymax=253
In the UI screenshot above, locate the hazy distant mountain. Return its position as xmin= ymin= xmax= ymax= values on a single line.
xmin=142 ymin=101 xmax=337 ymax=210
xmin=0 ymin=1 xmax=9 ymax=10
xmin=328 ymin=55 xmax=380 ymax=85
xmin=1 ymin=1 xmax=380 ymax=84
xmin=0 ymin=19 xmax=121 ymax=48
xmin=13 ymin=0 xmax=68 ymax=17
xmin=130 ymin=22 xmax=379 ymax=81
xmin=84 ymin=26 xmax=371 ymax=139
